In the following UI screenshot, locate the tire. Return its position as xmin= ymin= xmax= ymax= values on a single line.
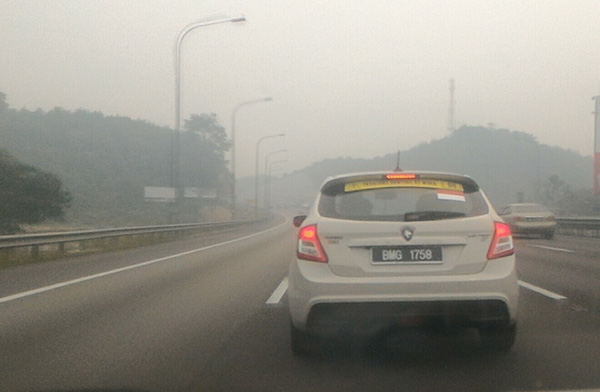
xmin=544 ymin=231 xmax=555 ymax=239
xmin=479 ymin=323 xmax=516 ymax=353
xmin=290 ymin=322 xmax=317 ymax=355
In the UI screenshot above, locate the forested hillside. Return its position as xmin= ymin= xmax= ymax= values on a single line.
xmin=270 ymin=126 xmax=597 ymax=215
xmin=0 ymin=92 xmax=231 ymax=228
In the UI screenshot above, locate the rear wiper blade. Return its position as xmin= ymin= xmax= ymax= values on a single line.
xmin=404 ymin=211 xmax=466 ymax=222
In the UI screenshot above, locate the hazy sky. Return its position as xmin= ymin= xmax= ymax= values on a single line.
xmin=1 ymin=1 xmax=599 ymax=178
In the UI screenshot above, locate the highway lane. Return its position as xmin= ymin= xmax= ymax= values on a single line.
xmin=515 ymin=235 xmax=600 ymax=317
xmin=0 ymin=220 xmax=599 ymax=391
xmin=0 ymin=218 xmax=285 ymax=299
xmin=193 ymin=234 xmax=600 ymax=392
xmin=0 ymin=215 xmax=294 ymax=391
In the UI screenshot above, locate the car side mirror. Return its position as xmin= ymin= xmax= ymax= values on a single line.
xmin=293 ymin=215 xmax=307 ymax=228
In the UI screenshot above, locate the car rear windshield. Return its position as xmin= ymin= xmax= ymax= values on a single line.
xmin=318 ymin=178 xmax=488 ymax=222
xmin=512 ymin=204 xmax=551 ymax=213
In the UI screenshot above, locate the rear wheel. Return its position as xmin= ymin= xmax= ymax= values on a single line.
xmin=479 ymin=323 xmax=516 ymax=353
xmin=290 ymin=322 xmax=317 ymax=355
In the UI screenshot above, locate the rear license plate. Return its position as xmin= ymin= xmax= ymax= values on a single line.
xmin=372 ymin=246 xmax=442 ymax=263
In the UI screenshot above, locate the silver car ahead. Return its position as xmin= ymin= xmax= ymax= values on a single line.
xmin=288 ymin=171 xmax=518 ymax=354
xmin=498 ymin=203 xmax=556 ymax=239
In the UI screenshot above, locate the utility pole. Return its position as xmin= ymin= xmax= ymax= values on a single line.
xmin=448 ymin=78 xmax=455 ymax=133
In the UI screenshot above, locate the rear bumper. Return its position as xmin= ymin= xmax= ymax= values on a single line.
xmin=510 ymin=222 xmax=556 ymax=235
xmin=305 ymin=300 xmax=510 ymax=335
xmin=288 ymin=256 xmax=518 ymax=334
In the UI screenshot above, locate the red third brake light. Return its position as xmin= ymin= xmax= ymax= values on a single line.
xmin=386 ymin=173 xmax=417 ymax=180
xmin=297 ymin=225 xmax=328 ymax=263
xmin=487 ymin=221 xmax=515 ymax=260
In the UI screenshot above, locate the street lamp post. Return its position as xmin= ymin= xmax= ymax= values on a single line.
xmin=254 ymin=133 xmax=285 ymax=216
xmin=230 ymin=97 xmax=273 ymax=213
xmin=267 ymin=159 xmax=288 ymax=210
xmin=171 ymin=14 xmax=246 ymax=221
xmin=264 ymin=149 xmax=287 ymax=209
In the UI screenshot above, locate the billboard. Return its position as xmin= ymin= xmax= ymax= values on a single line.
xmin=144 ymin=187 xmax=217 ymax=201
xmin=184 ymin=187 xmax=217 ymax=199
xmin=144 ymin=187 xmax=175 ymax=202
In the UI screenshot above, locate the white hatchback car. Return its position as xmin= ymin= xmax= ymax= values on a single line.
xmin=288 ymin=171 xmax=518 ymax=354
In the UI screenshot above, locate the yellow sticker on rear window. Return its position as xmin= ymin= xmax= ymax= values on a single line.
xmin=344 ymin=180 xmax=464 ymax=193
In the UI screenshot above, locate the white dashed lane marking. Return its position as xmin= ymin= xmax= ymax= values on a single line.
xmin=519 ymin=280 xmax=567 ymax=300
xmin=266 ymin=277 xmax=288 ymax=305
xmin=529 ymin=244 xmax=574 ymax=253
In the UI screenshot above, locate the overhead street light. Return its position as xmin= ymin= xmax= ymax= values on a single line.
xmin=230 ymin=97 xmax=273 ymax=212
xmin=254 ymin=133 xmax=285 ymax=216
xmin=264 ymin=149 xmax=287 ymax=209
xmin=170 ymin=14 xmax=246 ymax=221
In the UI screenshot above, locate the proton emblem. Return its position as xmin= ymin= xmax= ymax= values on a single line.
xmin=401 ymin=226 xmax=415 ymax=241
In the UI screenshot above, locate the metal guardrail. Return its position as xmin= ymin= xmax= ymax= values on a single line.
xmin=0 ymin=219 xmax=259 ymax=263
xmin=555 ymin=217 xmax=600 ymax=238
xmin=0 ymin=220 xmax=253 ymax=250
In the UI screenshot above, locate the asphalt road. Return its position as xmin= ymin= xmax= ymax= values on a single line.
xmin=0 ymin=214 xmax=599 ymax=392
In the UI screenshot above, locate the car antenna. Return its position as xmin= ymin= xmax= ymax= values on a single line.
xmin=394 ymin=150 xmax=402 ymax=172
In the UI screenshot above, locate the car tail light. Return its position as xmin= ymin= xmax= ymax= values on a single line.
xmin=297 ymin=224 xmax=328 ymax=263
xmin=487 ymin=221 xmax=515 ymax=260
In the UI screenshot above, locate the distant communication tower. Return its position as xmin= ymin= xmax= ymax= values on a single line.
xmin=448 ymin=79 xmax=455 ymax=133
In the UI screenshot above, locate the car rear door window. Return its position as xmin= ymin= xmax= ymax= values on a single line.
xmin=319 ymin=182 xmax=488 ymax=221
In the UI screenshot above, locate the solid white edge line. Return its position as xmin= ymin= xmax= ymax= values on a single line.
xmin=510 ymin=390 xmax=600 ymax=392
xmin=0 ymin=219 xmax=287 ymax=305
xmin=266 ymin=277 xmax=288 ymax=305
xmin=529 ymin=244 xmax=575 ymax=253
xmin=518 ymin=280 xmax=567 ymax=300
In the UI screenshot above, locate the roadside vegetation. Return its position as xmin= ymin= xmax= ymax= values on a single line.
xmin=0 ymin=91 xmax=232 ymax=232
xmin=0 ymin=149 xmax=71 ymax=234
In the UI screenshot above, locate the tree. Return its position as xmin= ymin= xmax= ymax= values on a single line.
xmin=181 ymin=113 xmax=231 ymax=192
xmin=183 ymin=113 xmax=230 ymax=159
xmin=0 ymin=150 xmax=71 ymax=234
xmin=555 ymin=189 xmax=600 ymax=216
xmin=541 ymin=174 xmax=570 ymax=209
